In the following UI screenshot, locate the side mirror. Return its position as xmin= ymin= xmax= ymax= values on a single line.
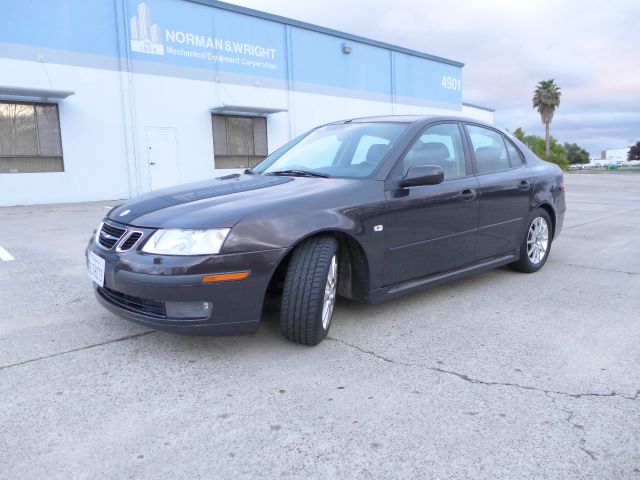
xmin=399 ymin=165 xmax=444 ymax=188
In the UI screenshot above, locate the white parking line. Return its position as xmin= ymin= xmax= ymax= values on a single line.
xmin=0 ymin=245 xmax=15 ymax=261
xmin=103 ymin=206 xmax=113 ymax=209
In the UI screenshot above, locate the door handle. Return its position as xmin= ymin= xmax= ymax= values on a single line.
xmin=149 ymin=162 xmax=156 ymax=166
xmin=460 ymin=188 xmax=476 ymax=201
xmin=518 ymin=180 xmax=530 ymax=191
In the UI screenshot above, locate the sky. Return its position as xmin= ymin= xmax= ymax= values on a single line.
xmin=226 ymin=0 xmax=640 ymax=156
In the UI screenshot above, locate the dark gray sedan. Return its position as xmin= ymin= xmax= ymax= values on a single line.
xmin=86 ymin=116 xmax=565 ymax=345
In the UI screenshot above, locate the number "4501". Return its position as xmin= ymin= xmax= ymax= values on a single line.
xmin=441 ymin=76 xmax=461 ymax=91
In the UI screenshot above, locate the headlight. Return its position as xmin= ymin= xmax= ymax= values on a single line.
xmin=141 ymin=228 xmax=230 ymax=255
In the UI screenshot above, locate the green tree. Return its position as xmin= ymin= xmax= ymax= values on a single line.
xmin=564 ymin=142 xmax=590 ymax=164
xmin=532 ymin=79 xmax=561 ymax=162
xmin=512 ymin=127 xmax=569 ymax=170
xmin=629 ymin=141 xmax=640 ymax=160
xmin=548 ymin=140 xmax=569 ymax=170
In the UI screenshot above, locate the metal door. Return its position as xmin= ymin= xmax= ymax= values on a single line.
xmin=146 ymin=127 xmax=179 ymax=191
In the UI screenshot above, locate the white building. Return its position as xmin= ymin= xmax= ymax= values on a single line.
xmin=601 ymin=147 xmax=631 ymax=163
xmin=591 ymin=146 xmax=633 ymax=166
xmin=0 ymin=0 xmax=494 ymax=206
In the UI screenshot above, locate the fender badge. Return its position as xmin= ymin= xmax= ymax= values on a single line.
xmin=119 ymin=209 xmax=131 ymax=217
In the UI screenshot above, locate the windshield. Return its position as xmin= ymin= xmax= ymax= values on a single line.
xmin=253 ymin=122 xmax=409 ymax=179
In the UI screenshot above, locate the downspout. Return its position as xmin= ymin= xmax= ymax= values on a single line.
xmin=285 ymin=24 xmax=295 ymax=140
xmin=114 ymin=0 xmax=141 ymax=198
xmin=390 ymin=51 xmax=396 ymax=115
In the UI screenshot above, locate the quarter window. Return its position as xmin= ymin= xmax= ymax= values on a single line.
xmin=505 ymin=139 xmax=524 ymax=167
xmin=0 ymin=101 xmax=64 ymax=173
xmin=467 ymin=124 xmax=510 ymax=174
xmin=400 ymin=123 xmax=466 ymax=180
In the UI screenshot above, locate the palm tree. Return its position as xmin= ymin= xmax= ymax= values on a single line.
xmin=532 ymin=80 xmax=561 ymax=161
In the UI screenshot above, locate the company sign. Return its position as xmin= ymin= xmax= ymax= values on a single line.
xmin=127 ymin=0 xmax=285 ymax=79
xmin=130 ymin=2 xmax=164 ymax=55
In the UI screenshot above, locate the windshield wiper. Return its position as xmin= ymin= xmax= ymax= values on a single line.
xmin=265 ymin=169 xmax=331 ymax=178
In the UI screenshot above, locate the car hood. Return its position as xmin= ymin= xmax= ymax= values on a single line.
xmin=108 ymin=173 xmax=360 ymax=229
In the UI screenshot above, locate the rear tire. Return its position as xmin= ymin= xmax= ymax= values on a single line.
xmin=280 ymin=235 xmax=339 ymax=346
xmin=510 ymin=208 xmax=553 ymax=273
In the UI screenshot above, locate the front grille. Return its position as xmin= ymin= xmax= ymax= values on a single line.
xmin=98 ymin=222 xmax=126 ymax=249
xmin=118 ymin=232 xmax=143 ymax=252
xmin=98 ymin=286 xmax=166 ymax=318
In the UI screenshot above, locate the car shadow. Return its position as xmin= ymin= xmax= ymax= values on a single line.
xmin=133 ymin=266 xmax=518 ymax=358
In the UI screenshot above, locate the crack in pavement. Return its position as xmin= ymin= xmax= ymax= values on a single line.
xmin=327 ymin=336 xmax=640 ymax=401
xmin=545 ymin=392 xmax=598 ymax=461
xmin=0 ymin=331 xmax=155 ymax=371
xmin=556 ymin=263 xmax=640 ymax=276
xmin=328 ymin=335 xmax=640 ymax=462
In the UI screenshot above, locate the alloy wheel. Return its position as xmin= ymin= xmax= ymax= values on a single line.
xmin=321 ymin=254 xmax=338 ymax=330
xmin=527 ymin=217 xmax=549 ymax=265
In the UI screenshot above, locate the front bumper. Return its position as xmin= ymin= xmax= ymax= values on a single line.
xmin=86 ymin=239 xmax=287 ymax=335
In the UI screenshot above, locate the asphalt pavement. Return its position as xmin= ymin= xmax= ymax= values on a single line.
xmin=1 ymin=173 xmax=639 ymax=479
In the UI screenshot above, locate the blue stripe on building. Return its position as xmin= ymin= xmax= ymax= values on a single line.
xmin=0 ymin=0 xmax=464 ymax=107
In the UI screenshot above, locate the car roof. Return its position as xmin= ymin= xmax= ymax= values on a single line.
xmin=331 ymin=115 xmax=495 ymax=128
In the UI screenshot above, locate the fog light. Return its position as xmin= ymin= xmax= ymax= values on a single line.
xmin=165 ymin=301 xmax=212 ymax=319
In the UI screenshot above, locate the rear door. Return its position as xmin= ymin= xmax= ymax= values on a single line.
xmin=383 ymin=122 xmax=479 ymax=286
xmin=464 ymin=123 xmax=533 ymax=259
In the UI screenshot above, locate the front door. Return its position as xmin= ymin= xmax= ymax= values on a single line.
xmin=383 ymin=123 xmax=479 ymax=286
xmin=146 ymin=127 xmax=179 ymax=191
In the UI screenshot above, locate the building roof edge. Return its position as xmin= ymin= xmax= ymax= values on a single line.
xmin=185 ymin=0 xmax=465 ymax=67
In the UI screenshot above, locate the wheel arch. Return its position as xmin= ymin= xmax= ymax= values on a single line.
xmin=535 ymin=202 xmax=556 ymax=238
xmin=265 ymin=229 xmax=371 ymax=303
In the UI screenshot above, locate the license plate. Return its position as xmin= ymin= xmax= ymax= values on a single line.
xmin=88 ymin=251 xmax=106 ymax=287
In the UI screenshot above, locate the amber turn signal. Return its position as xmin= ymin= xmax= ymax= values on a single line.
xmin=202 ymin=271 xmax=251 ymax=283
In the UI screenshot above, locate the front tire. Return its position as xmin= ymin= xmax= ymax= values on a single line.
xmin=510 ymin=208 xmax=552 ymax=273
xmin=280 ymin=235 xmax=339 ymax=346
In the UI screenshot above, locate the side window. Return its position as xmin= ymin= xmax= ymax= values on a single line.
xmin=505 ymin=139 xmax=524 ymax=167
xmin=400 ymin=123 xmax=466 ymax=180
xmin=466 ymin=125 xmax=510 ymax=174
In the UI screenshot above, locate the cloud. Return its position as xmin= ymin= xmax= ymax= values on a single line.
xmin=228 ymin=0 xmax=640 ymax=154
